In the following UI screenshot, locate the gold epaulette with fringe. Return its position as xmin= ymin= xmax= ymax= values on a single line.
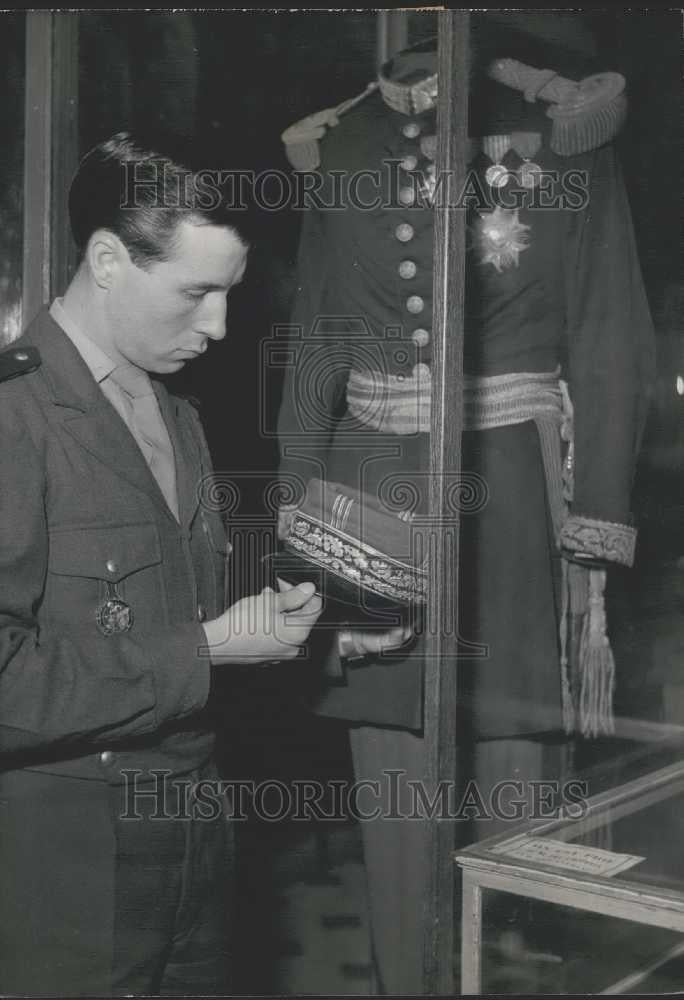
xmin=488 ymin=59 xmax=627 ymax=155
xmin=282 ymin=58 xmax=627 ymax=171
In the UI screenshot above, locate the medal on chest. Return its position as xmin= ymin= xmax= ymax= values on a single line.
xmin=482 ymin=133 xmax=543 ymax=192
xmin=96 ymin=581 xmax=134 ymax=636
xmin=473 ymin=205 xmax=531 ymax=273
xmin=474 ymin=133 xmax=540 ymax=272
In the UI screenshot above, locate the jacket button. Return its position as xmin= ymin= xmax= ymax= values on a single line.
xmin=411 ymin=328 xmax=430 ymax=347
xmin=197 ymin=604 xmax=207 ymax=623
xmin=106 ymin=559 xmax=118 ymax=575
xmin=406 ymin=295 xmax=425 ymax=315
xmin=398 ymin=260 xmax=417 ymax=280
xmin=99 ymin=750 xmax=115 ymax=766
xmin=395 ymin=223 xmax=414 ymax=243
xmin=399 ymin=186 xmax=416 ymax=206
xmin=401 ymin=154 xmax=418 ymax=171
xmin=402 ymin=122 xmax=421 ymax=138
xmin=413 ymin=363 xmax=431 ymax=379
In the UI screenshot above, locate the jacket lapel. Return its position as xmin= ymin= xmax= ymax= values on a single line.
xmin=25 ymin=310 xmax=179 ymax=524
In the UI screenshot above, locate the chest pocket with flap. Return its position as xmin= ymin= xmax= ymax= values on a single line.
xmin=45 ymin=523 xmax=165 ymax=628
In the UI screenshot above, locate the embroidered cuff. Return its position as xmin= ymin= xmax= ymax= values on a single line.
xmin=560 ymin=515 xmax=637 ymax=567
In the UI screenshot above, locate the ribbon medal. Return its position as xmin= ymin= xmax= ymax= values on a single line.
xmin=96 ymin=581 xmax=134 ymax=636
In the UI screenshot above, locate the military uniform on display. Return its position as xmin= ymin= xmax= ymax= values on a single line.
xmin=278 ymin=23 xmax=655 ymax=994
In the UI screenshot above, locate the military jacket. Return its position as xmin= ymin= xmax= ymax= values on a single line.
xmin=278 ymin=49 xmax=655 ymax=566
xmin=0 ymin=310 xmax=229 ymax=782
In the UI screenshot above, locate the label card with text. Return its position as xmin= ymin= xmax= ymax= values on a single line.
xmin=492 ymin=834 xmax=645 ymax=877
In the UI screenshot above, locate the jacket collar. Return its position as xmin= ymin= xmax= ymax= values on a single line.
xmin=24 ymin=308 xmax=104 ymax=413
xmin=378 ymin=51 xmax=438 ymax=116
xmin=24 ymin=308 xmax=201 ymax=526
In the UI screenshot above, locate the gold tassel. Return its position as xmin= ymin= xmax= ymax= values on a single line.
xmin=578 ymin=569 xmax=615 ymax=738
xmin=560 ymin=560 xmax=591 ymax=733
xmin=559 ymin=558 xmax=575 ymax=734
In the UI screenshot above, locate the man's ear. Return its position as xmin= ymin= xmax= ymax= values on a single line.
xmin=86 ymin=229 xmax=126 ymax=290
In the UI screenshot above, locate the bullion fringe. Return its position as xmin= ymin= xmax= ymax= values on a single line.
xmin=559 ymin=558 xmax=575 ymax=734
xmin=579 ymin=569 xmax=616 ymax=738
xmin=559 ymin=561 xmax=616 ymax=738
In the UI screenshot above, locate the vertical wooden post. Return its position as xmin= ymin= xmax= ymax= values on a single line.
xmin=22 ymin=11 xmax=78 ymax=326
xmin=423 ymin=9 xmax=469 ymax=995
xmin=22 ymin=12 xmax=52 ymax=326
xmin=50 ymin=13 xmax=79 ymax=298
xmin=460 ymin=874 xmax=483 ymax=994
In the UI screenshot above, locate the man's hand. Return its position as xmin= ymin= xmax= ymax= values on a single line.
xmin=202 ymin=579 xmax=322 ymax=664
xmin=338 ymin=625 xmax=413 ymax=661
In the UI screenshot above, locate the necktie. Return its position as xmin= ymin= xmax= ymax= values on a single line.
xmin=109 ymin=364 xmax=180 ymax=522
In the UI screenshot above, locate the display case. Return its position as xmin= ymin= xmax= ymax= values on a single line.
xmin=456 ymin=737 xmax=684 ymax=994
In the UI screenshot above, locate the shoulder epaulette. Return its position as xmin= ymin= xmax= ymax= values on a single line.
xmin=283 ymin=60 xmax=626 ymax=170
xmin=487 ymin=59 xmax=627 ymax=155
xmin=282 ymin=81 xmax=379 ymax=171
xmin=0 ymin=345 xmax=41 ymax=384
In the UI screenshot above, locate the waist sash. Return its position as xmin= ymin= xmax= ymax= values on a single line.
xmin=345 ymin=366 xmax=573 ymax=545
xmin=344 ymin=366 xmax=616 ymax=739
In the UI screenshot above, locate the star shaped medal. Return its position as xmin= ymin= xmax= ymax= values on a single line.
xmin=474 ymin=205 xmax=531 ymax=273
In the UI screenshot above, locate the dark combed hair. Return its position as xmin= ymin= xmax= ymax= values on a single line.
xmin=69 ymin=131 xmax=256 ymax=267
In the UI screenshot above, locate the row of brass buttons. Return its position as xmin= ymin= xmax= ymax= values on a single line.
xmin=396 ymin=120 xmax=431 ymax=351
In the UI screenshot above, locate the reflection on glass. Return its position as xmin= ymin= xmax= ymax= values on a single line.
xmin=0 ymin=13 xmax=25 ymax=346
xmin=408 ymin=10 xmax=438 ymax=44
xmin=78 ymin=13 xmax=200 ymax=155
xmin=480 ymin=892 xmax=684 ymax=994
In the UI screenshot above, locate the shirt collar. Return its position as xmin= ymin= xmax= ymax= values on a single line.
xmin=49 ymin=298 xmax=118 ymax=385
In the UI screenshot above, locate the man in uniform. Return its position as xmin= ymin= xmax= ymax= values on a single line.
xmin=277 ymin=15 xmax=655 ymax=994
xmin=0 ymin=131 xmax=323 ymax=995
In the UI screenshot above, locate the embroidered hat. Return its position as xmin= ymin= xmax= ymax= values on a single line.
xmin=270 ymin=477 xmax=428 ymax=619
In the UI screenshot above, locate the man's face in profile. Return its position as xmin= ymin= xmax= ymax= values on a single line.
xmin=105 ymin=218 xmax=248 ymax=374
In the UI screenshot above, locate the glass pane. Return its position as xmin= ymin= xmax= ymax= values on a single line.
xmin=480 ymin=892 xmax=684 ymax=994
xmin=456 ymin=7 xmax=684 ymax=819
xmin=592 ymin=11 xmax=684 ymax=768
xmin=457 ymin=12 xmax=682 ymax=991
xmin=408 ymin=9 xmax=438 ymax=43
xmin=0 ymin=13 xmax=25 ymax=345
